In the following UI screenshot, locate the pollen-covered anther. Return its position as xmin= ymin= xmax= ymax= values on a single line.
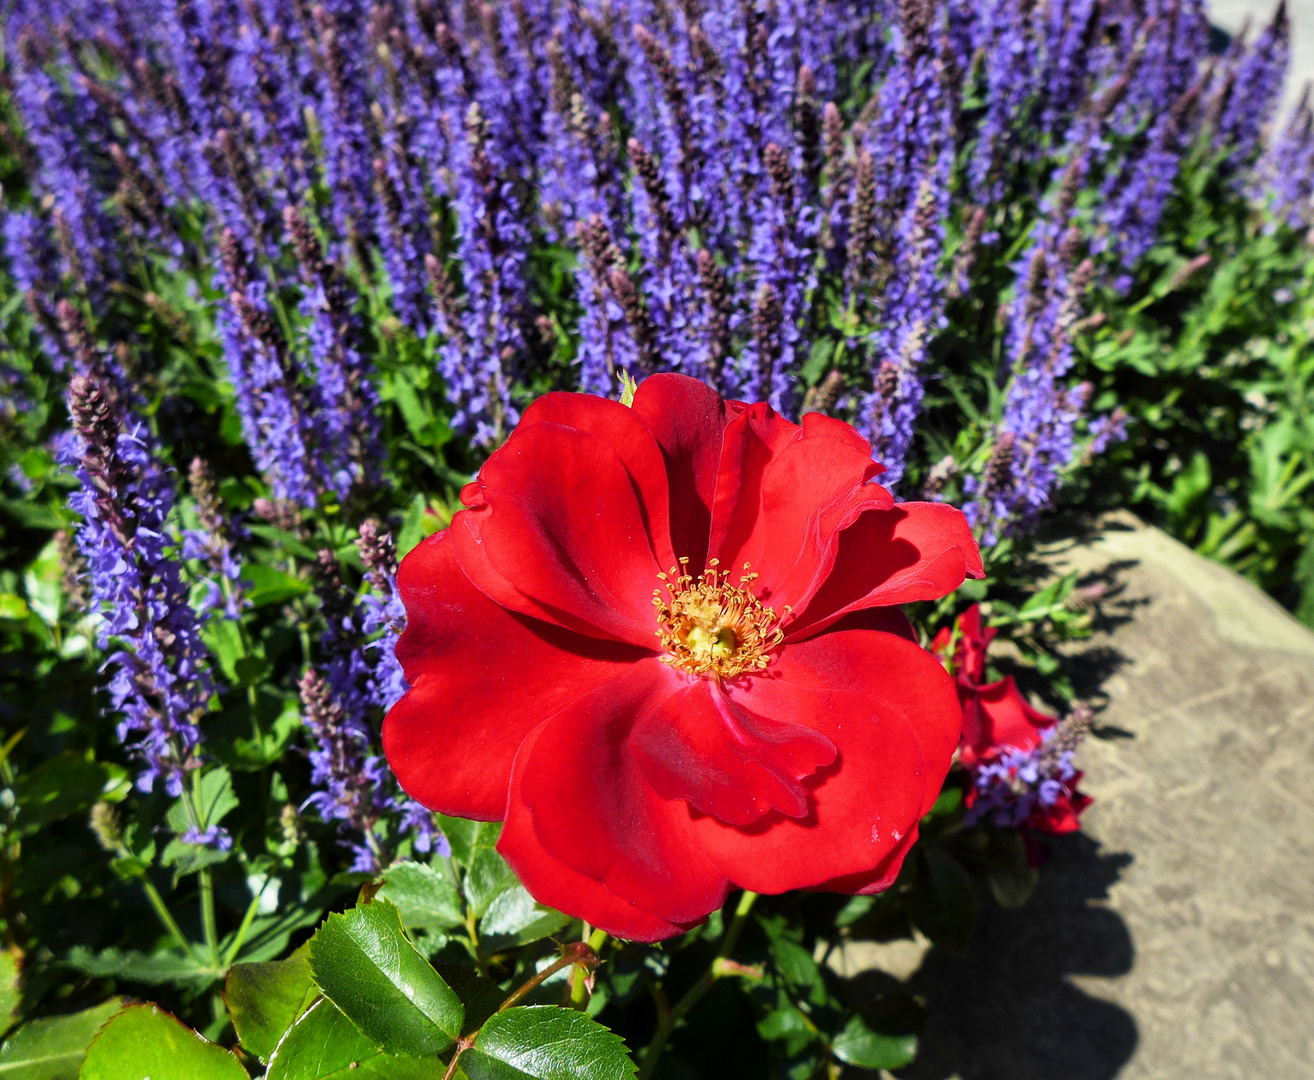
xmin=652 ymin=557 xmax=786 ymax=678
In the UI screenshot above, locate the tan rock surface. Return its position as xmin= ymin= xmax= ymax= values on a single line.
xmin=841 ymin=513 xmax=1314 ymax=1079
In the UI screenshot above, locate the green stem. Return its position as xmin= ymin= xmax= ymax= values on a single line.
xmin=569 ymin=928 xmax=608 ymax=1008
xmin=298 ymin=621 xmax=313 ymax=673
xmin=178 ymin=774 xmax=223 ymax=969
xmin=137 ymin=872 xmax=206 ymax=966
xmin=222 ymin=877 xmax=269 ymax=967
xmin=199 ymin=867 xmax=221 ymax=968
xmin=637 ymin=891 xmax=758 ymax=1080
xmin=498 ymin=954 xmax=577 ymax=1013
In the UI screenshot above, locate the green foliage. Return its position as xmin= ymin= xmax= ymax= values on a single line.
xmin=224 ymin=947 xmax=316 ymax=1064
xmin=0 ymin=999 xmax=123 ymax=1080
xmin=0 ymin=952 xmax=19 ymax=1039
xmin=308 ymin=900 xmax=464 ymax=1057
xmin=264 ymin=1000 xmax=433 ymax=1080
xmin=459 ymin=1007 xmax=636 ymax=1080
xmin=78 ymin=1004 xmax=247 ymax=1080
xmin=830 ymin=1014 xmax=918 ymax=1071
xmin=373 ymin=862 xmax=465 ymax=932
xmin=1072 ymin=173 xmax=1314 ymax=623
xmin=0 ymin=17 xmax=1310 ymax=1080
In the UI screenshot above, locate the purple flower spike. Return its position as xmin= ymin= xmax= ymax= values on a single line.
xmin=65 ymin=372 xmax=214 ymax=801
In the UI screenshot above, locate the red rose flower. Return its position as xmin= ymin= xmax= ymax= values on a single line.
xmin=931 ymin=604 xmax=1057 ymax=767
xmin=384 ymin=375 xmax=983 ymax=941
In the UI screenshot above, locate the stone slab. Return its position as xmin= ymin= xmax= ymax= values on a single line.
xmin=836 ymin=513 xmax=1314 ymax=1079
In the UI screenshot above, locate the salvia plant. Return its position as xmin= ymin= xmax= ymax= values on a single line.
xmin=0 ymin=0 xmax=1311 ymax=1076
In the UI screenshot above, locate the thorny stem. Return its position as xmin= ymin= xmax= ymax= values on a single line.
xmin=637 ymin=890 xmax=759 ymax=1080
xmin=501 ymin=942 xmax=599 ymax=1012
xmin=442 ymin=942 xmax=601 ymax=1079
xmin=569 ymin=927 xmax=609 ymax=1007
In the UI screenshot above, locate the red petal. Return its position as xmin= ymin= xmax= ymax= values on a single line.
xmin=630 ymin=374 xmax=728 ymax=570
xmin=788 ymin=502 xmax=984 ymax=640
xmin=690 ymin=676 xmax=927 ymax=894
xmin=766 ymin=630 xmax=964 ymax=813
xmin=630 ymin=673 xmax=836 ymax=825
xmin=815 ymin=823 xmax=921 ymax=895
xmin=821 ymin=606 xmax=917 ymax=640
xmin=706 ymin=402 xmax=799 ymax=562
xmin=498 ymin=724 xmax=698 ymax=943
xmin=455 ymin=421 xmax=668 ymax=647
xmin=504 ymin=659 xmax=730 ymax=924
xmin=516 ymin=391 xmax=676 ymax=569
xmin=384 ymin=530 xmax=644 ymax=820
xmin=959 ymin=676 xmax=1056 ymax=767
xmin=954 ymin=604 xmax=997 ymax=685
xmin=707 ymin=408 xmax=892 ymax=617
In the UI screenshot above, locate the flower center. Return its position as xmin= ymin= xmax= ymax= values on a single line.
xmin=653 ymin=558 xmax=785 ymax=678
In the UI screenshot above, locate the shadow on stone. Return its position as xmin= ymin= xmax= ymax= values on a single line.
xmin=849 ymin=835 xmax=1138 ymax=1080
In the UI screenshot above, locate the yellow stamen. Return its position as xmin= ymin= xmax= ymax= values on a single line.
xmin=653 ymin=557 xmax=785 ymax=678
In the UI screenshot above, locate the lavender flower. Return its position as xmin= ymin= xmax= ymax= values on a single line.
xmin=304 ymin=546 xmax=440 ymax=867
xmin=298 ymin=666 xmax=392 ymax=872
xmin=283 ymin=205 xmax=382 ymax=500
xmin=1260 ymin=83 xmax=1314 ymax=227
xmin=11 ymin=33 xmax=120 ymax=297
xmin=974 ymin=0 xmax=1041 ymax=204
xmin=970 ymin=257 xmax=1099 ymax=539
xmin=434 ymin=102 xmax=529 ymax=444
xmin=182 ymin=457 xmax=244 ymax=619
xmin=1100 ymin=82 xmax=1202 ymax=276
xmin=966 ymin=708 xmax=1091 ymax=829
xmin=858 ymin=8 xmax=955 ymax=485
xmin=308 ymin=3 xmax=377 ymax=252
xmin=215 ymin=229 xmax=318 ymax=506
xmin=3 ymin=208 xmax=66 ymax=366
xmin=1215 ymin=1 xmax=1289 ymax=164
xmin=65 ymin=373 xmax=220 ymax=831
xmin=354 ymin=519 xmax=408 ymax=714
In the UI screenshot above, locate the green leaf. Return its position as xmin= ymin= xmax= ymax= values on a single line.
xmin=13 ymin=752 xmax=128 ymax=834
xmin=756 ymin=1001 xmax=816 ymax=1056
xmin=63 ymin=947 xmax=221 ymax=990
xmin=830 ymin=1015 xmax=917 ymax=1071
xmin=479 ymin=887 xmax=571 ymax=947
xmin=801 ymin=338 xmax=834 ymax=385
xmin=956 ymin=575 xmax=989 ymax=602
xmin=464 ymin=846 xmax=519 ymax=919
xmin=159 ymin=836 xmax=231 ymax=878
xmin=266 ymin=999 xmax=433 ymax=1080
xmin=225 ymin=945 xmax=317 ymax=1064
xmin=77 ymin=1004 xmax=247 ymax=1080
xmin=0 ymin=1000 xmax=123 ymax=1080
xmin=908 ymin=849 xmax=976 ymax=953
xmin=0 ymin=595 xmax=30 ymax=621
xmin=438 ymin=816 xmax=498 ymax=869
xmin=308 ymin=900 xmax=464 ymax=1057
xmin=767 ymin=934 xmax=828 ymax=1007
xmin=374 ymin=861 xmax=464 ymax=931
xmin=165 ymin=767 xmax=239 ymax=837
xmin=460 ymin=1006 xmax=637 ymax=1080
xmin=0 ymin=952 xmax=19 ymax=1039
xmin=983 ymin=830 xmax=1040 ymax=910
xmin=242 ymin=564 xmax=310 ymax=608
xmin=396 ymin=494 xmax=429 ymax=559
xmin=923 ymin=785 xmax=963 ymax=820
xmin=434 ymin=967 xmax=506 ymax=1036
